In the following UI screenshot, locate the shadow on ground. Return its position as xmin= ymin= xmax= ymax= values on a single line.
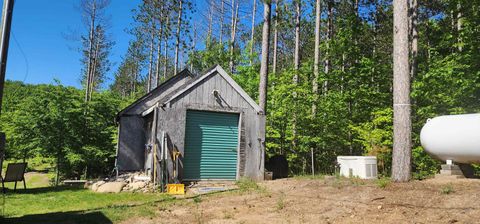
xmin=2 ymin=185 xmax=85 ymax=195
xmin=1 ymin=211 xmax=112 ymax=224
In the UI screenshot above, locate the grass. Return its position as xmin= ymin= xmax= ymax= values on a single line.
xmin=0 ymin=172 xmax=175 ymax=223
xmin=236 ymin=177 xmax=265 ymax=193
xmin=293 ymin=174 xmax=325 ymax=180
xmin=1 ymin=187 xmax=174 ymax=222
xmin=276 ymin=192 xmax=286 ymax=211
xmin=0 ymin=173 xmax=271 ymax=223
xmin=349 ymin=177 xmax=366 ymax=186
xmin=2 ymin=172 xmax=54 ymax=189
xmin=193 ymin=196 xmax=202 ymax=203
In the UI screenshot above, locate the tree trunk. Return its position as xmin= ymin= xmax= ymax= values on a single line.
xmin=89 ymin=40 xmax=100 ymax=101
xmin=311 ymin=0 xmax=321 ymax=176
xmin=163 ymin=16 xmax=170 ymax=79
xmin=155 ymin=7 xmax=164 ymax=87
xmin=55 ymin=154 xmax=60 ymax=187
xmin=85 ymin=2 xmax=96 ymax=103
xmin=409 ymin=0 xmax=417 ymax=79
xmin=229 ymin=0 xmax=239 ymax=73
xmin=292 ymin=0 xmax=301 ymax=150
xmin=313 ymin=0 xmax=321 ymax=116
xmin=272 ymin=0 xmax=280 ymax=74
xmin=190 ymin=23 xmax=197 ymax=71
xmin=354 ymin=0 xmax=359 ymax=60
xmin=207 ymin=0 xmax=213 ymax=45
xmin=249 ymin=0 xmax=257 ymax=65
xmin=293 ymin=0 xmax=301 ymax=72
xmin=147 ymin=30 xmax=155 ymax=92
xmin=258 ymin=0 xmax=271 ymax=112
xmin=220 ymin=0 xmax=224 ymax=44
xmin=132 ymin=64 xmax=137 ymax=95
xmin=174 ymin=0 xmax=183 ymax=75
xmin=155 ymin=40 xmax=162 ymax=87
xmin=457 ymin=2 xmax=462 ymax=52
xmin=392 ymin=0 xmax=412 ymax=182
xmin=324 ymin=0 xmax=333 ymax=93
xmin=372 ymin=0 xmax=378 ymax=85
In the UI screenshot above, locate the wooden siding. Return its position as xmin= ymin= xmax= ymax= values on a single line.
xmin=157 ymin=72 xmax=265 ymax=181
xmin=117 ymin=116 xmax=145 ymax=171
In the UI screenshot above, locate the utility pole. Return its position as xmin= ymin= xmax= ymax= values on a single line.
xmin=0 ymin=0 xmax=14 ymax=116
xmin=0 ymin=0 xmax=14 ymax=171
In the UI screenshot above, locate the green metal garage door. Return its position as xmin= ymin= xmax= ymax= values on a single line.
xmin=184 ymin=110 xmax=239 ymax=180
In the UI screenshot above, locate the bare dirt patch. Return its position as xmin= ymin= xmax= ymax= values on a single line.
xmin=121 ymin=177 xmax=480 ymax=224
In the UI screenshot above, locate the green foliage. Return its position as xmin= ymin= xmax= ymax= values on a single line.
xmin=189 ymin=41 xmax=230 ymax=73
xmin=0 ymin=81 xmax=121 ymax=179
xmin=376 ymin=177 xmax=391 ymax=189
xmin=412 ymin=146 xmax=440 ymax=180
xmin=351 ymin=108 xmax=393 ymax=175
xmin=3 ymin=0 xmax=479 ymax=183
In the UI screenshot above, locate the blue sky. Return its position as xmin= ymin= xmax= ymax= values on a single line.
xmin=3 ymin=0 xmax=140 ymax=88
xmin=2 ymin=0 xmax=251 ymax=89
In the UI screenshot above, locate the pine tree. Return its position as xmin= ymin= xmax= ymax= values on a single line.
xmin=392 ymin=0 xmax=412 ymax=182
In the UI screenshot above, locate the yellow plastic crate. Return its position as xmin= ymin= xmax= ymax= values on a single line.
xmin=167 ymin=184 xmax=185 ymax=195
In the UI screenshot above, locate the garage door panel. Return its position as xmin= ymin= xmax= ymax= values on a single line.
xmin=184 ymin=110 xmax=239 ymax=180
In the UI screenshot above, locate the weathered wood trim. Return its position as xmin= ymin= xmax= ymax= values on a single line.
xmin=239 ymin=112 xmax=246 ymax=177
xmin=236 ymin=111 xmax=242 ymax=180
xmin=164 ymin=65 xmax=263 ymax=113
xmin=215 ymin=66 xmax=263 ymax=113
xmin=117 ymin=69 xmax=193 ymax=118
xmin=141 ymin=105 xmax=156 ymax=117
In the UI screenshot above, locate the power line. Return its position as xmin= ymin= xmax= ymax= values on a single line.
xmin=12 ymin=33 xmax=29 ymax=82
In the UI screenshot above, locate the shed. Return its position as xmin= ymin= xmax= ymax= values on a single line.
xmin=115 ymin=65 xmax=265 ymax=181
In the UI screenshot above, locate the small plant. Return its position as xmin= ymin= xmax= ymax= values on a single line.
xmin=236 ymin=177 xmax=265 ymax=192
xmin=330 ymin=178 xmax=343 ymax=189
xmin=276 ymin=193 xmax=286 ymax=211
xmin=223 ymin=210 xmax=234 ymax=219
xmin=440 ymin=185 xmax=454 ymax=195
xmin=349 ymin=177 xmax=366 ymax=186
xmin=193 ymin=196 xmax=202 ymax=203
xmin=376 ymin=177 xmax=391 ymax=189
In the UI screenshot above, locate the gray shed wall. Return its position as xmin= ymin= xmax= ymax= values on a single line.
xmin=157 ymin=72 xmax=265 ymax=181
xmin=117 ymin=116 xmax=145 ymax=171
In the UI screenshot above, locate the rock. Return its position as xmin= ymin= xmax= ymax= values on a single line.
xmin=128 ymin=181 xmax=147 ymax=191
xmin=84 ymin=181 xmax=94 ymax=189
xmin=96 ymin=182 xmax=126 ymax=193
xmin=377 ymin=205 xmax=382 ymax=210
xmin=91 ymin=181 xmax=106 ymax=192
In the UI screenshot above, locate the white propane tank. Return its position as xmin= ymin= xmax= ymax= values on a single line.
xmin=420 ymin=114 xmax=480 ymax=164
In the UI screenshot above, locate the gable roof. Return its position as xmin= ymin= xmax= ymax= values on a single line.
xmin=117 ymin=65 xmax=264 ymax=121
xmin=116 ymin=69 xmax=194 ymax=119
xmin=163 ymin=65 xmax=263 ymax=113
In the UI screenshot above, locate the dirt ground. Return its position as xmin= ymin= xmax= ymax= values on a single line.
xmin=122 ymin=177 xmax=480 ymax=224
